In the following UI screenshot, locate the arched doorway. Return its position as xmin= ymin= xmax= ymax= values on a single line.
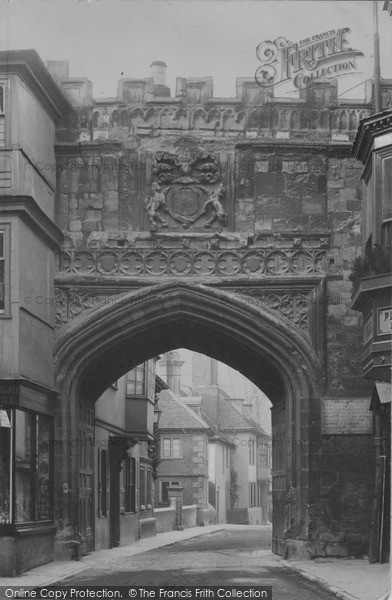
xmin=54 ymin=281 xmax=322 ymax=557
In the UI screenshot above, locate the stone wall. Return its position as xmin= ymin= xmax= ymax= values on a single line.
xmin=156 ymin=433 xmax=208 ymax=506
xmin=311 ymin=435 xmax=374 ymax=557
xmin=226 ymin=508 xmax=263 ymax=525
xmin=154 ymin=505 xmax=198 ymax=534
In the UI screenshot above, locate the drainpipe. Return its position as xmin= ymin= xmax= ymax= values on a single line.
xmin=374 ymin=1 xmax=382 ymax=113
xmin=374 ymin=412 xmax=383 ymax=460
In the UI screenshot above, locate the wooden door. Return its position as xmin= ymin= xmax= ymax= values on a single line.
xmin=109 ymin=444 xmax=121 ymax=548
xmin=271 ymin=402 xmax=287 ymax=556
xmin=79 ymin=404 xmax=94 ymax=554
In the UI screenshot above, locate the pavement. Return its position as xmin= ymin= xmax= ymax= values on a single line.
xmin=0 ymin=524 xmax=390 ymax=600
xmin=280 ymin=556 xmax=390 ymax=600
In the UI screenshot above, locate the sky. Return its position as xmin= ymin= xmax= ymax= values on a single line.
xmin=0 ymin=0 xmax=391 ymax=101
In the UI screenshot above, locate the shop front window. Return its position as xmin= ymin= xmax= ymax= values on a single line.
xmin=0 ymin=409 xmax=11 ymax=523
xmin=1 ymin=408 xmax=53 ymax=527
xmin=15 ymin=411 xmax=33 ymax=522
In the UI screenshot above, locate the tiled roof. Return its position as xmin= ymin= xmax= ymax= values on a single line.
xmin=218 ymin=399 xmax=251 ymax=430
xmin=218 ymin=399 xmax=270 ymax=438
xmin=158 ymin=389 xmax=210 ymax=431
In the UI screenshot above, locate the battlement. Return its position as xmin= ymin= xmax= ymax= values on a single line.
xmin=46 ymin=59 xmax=392 ymax=108
xmin=44 ymin=59 xmax=392 ymax=144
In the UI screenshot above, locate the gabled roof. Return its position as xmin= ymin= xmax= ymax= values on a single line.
xmin=218 ymin=399 xmax=250 ymax=430
xmin=197 ymin=409 xmax=232 ymax=445
xmin=218 ymin=398 xmax=270 ymax=438
xmin=158 ymin=389 xmax=211 ymax=431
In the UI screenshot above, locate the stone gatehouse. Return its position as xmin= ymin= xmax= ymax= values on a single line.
xmin=0 ymin=50 xmax=390 ymax=574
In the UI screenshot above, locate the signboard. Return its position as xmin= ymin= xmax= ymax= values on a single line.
xmin=255 ymin=27 xmax=364 ymax=89
xmin=378 ymin=307 xmax=392 ymax=335
xmin=0 ymin=382 xmax=19 ymax=408
xmin=0 ymin=410 xmax=11 ymax=428
xmin=322 ymin=397 xmax=373 ymax=435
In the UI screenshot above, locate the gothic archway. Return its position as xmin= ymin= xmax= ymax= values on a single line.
xmin=53 ymin=281 xmax=323 ymax=556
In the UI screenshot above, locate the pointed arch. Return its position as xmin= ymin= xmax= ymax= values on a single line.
xmin=54 ymin=281 xmax=321 ymax=402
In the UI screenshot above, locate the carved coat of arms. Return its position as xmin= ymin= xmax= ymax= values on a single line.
xmin=145 ymin=138 xmax=228 ymax=231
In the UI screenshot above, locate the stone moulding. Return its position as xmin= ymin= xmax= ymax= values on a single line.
xmin=54 ymin=286 xmax=312 ymax=336
xmin=56 ymin=247 xmax=328 ymax=278
xmin=61 ymin=104 xmax=373 ymax=140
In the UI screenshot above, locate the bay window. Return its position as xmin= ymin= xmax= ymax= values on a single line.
xmin=126 ymin=360 xmax=156 ymax=399
xmin=127 ymin=365 xmax=145 ymax=396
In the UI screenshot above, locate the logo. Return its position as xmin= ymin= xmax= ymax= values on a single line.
xmin=255 ymin=27 xmax=364 ymax=89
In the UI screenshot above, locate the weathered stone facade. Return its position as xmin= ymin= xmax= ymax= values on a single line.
xmin=3 ymin=49 xmax=392 ymax=572
xmin=47 ymin=66 xmax=392 ymax=560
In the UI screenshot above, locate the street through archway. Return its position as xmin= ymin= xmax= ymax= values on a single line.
xmin=60 ymin=527 xmax=337 ymax=599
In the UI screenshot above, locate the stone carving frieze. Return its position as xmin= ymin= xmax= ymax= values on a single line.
xmin=82 ymin=104 xmax=371 ymax=137
xmin=235 ymin=291 xmax=310 ymax=332
xmin=57 ymin=247 xmax=327 ymax=277
xmin=127 ymin=106 xmax=246 ymax=133
xmin=55 ymin=288 xmax=129 ymax=328
xmin=55 ymin=286 xmax=310 ymax=334
xmin=145 ymin=138 xmax=228 ymax=231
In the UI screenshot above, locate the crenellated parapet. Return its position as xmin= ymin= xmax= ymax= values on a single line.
xmin=47 ymin=60 xmax=392 ymax=144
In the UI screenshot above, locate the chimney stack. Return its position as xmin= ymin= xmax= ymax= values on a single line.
xmin=150 ymin=61 xmax=167 ymax=86
xmin=160 ymin=351 xmax=184 ymax=395
xmin=150 ymin=61 xmax=170 ymax=97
